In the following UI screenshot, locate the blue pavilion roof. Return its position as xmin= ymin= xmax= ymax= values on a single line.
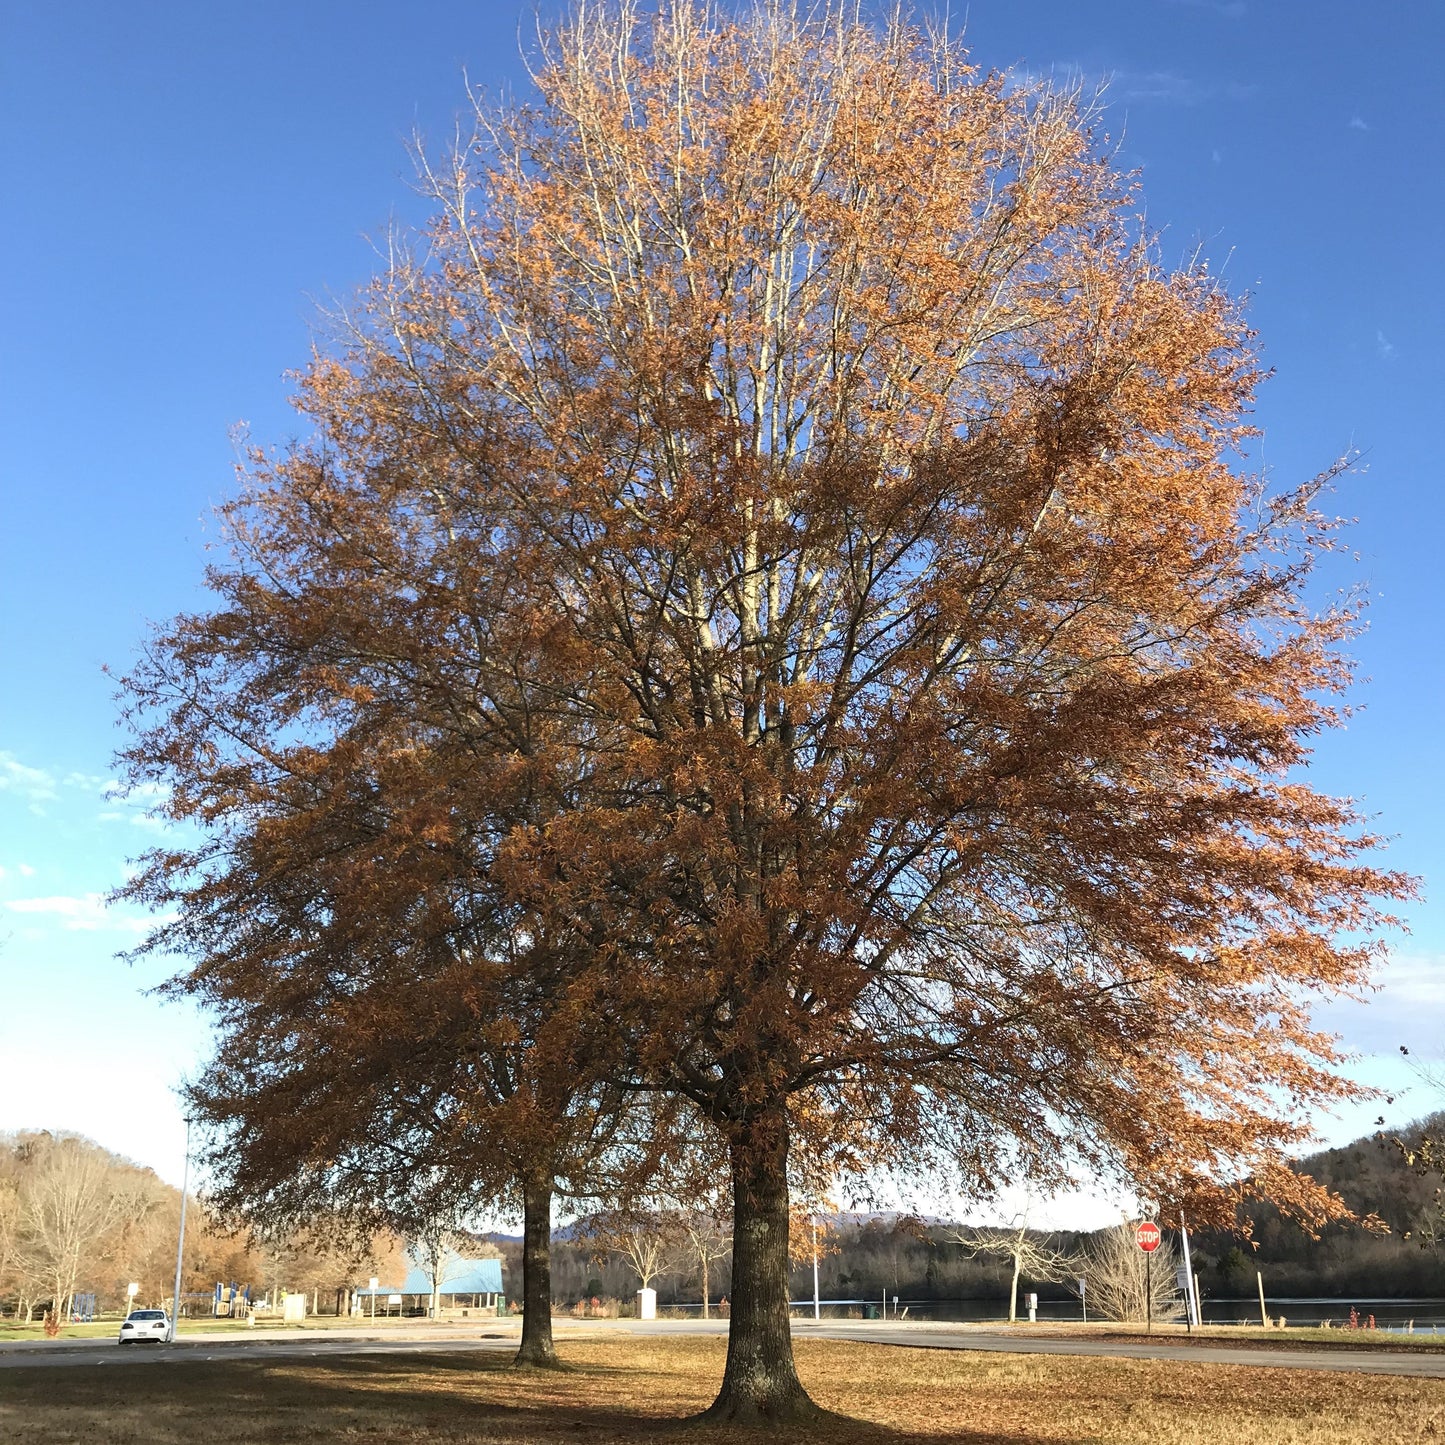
xmin=355 ymin=1251 xmax=504 ymax=1296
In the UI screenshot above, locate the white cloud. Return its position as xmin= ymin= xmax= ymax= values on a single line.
xmin=18 ymin=863 xmax=35 ymax=878
xmin=1313 ymin=952 xmax=1445 ymax=1056
xmin=4 ymin=893 xmax=163 ymax=934
xmin=63 ymin=770 xmax=114 ymax=793
xmin=1349 ymin=116 xmax=1370 ymax=132
xmin=1376 ymin=329 xmax=1397 ymax=361
xmin=0 ymin=752 xmax=57 ymax=804
xmin=97 ymin=779 xmax=174 ymax=832
xmin=103 ymin=780 xmax=169 ymax=803
xmin=97 ymin=809 xmax=170 ymax=833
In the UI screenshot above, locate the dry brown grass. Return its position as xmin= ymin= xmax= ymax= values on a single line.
xmin=5 ymin=1336 xmax=1445 ymax=1443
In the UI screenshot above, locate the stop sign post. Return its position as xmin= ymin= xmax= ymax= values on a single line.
xmin=1135 ymin=1221 xmax=1160 ymax=1333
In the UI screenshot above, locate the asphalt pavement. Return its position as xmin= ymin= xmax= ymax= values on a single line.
xmin=797 ymin=1321 xmax=1445 ymax=1378
xmin=0 ymin=1329 xmax=523 ymax=1369
xmin=5 ymin=1317 xmax=1445 ymax=1378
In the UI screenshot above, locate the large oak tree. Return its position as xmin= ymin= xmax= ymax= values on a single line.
xmin=121 ymin=1 xmax=1408 ymax=1425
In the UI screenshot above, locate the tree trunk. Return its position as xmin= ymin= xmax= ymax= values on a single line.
xmin=514 ymin=1172 xmax=559 ymax=1368
xmin=698 ymin=1110 xmax=820 ymax=1425
xmin=701 ymin=1251 xmax=709 ymax=1321
xmin=1010 ymin=1256 xmax=1020 ymax=1323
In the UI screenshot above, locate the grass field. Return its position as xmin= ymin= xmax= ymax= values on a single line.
xmin=6 ymin=1336 xmax=1445 ymax=1443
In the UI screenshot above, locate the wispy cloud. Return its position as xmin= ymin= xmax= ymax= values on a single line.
xmin=0 ymin=752 xmax=57 ymax=804
xmin=64 ymin=770 xmax=113 ymax=792
xmin=99 ymin=779 xmax=173 ymax=831
xmin=4 ymin=892 xmax=164 ymax=934
xmin=1166 ymin=0 xmax=1247 ymax=15
xmin=98 ymin=809 xmax=170 ymax=833
xmin=1113 ymin=70 xmax=1256 ymax=106
xmin=1117 ymin=70 xmax=1210 ymax=104
xmin=1377 ymin=329 xmax=1398 ymax=361
xmin=1043 ymin=61 xmax=1255 ymax=109
xmin=1349 ymin=116 xmax=1370 ymax=132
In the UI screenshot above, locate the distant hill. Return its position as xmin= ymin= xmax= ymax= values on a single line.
xmin=1191 ymin=1112 xmax=1445 ymax=1297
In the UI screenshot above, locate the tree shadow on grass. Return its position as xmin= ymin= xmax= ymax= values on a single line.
xmin=0 ymin=1349 xmax=1098 ymax=1445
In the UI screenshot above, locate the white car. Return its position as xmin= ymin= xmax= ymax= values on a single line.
xmin=118 ymin=1309 xmax=170 ymax=1344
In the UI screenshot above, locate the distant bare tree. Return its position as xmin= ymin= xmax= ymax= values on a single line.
xmin=679 ymin=1204 xmax=732 ymax=1320
xmin=418 ymin=1237 xmax=460 ymax=1320
xmin=949 ymin=1210 xmax=1075 ymax=1323
xmin=584 ymin=1209 xmax=684 ymax=1295
xmin=1078 ymin=1223 xmax=1185 ymax=1324
xmin=0 ymin=1155 xmax=23 ymax=1316
xmin=99 ymin=1172 xmax=175 ymax=1307
xmin=20 ymin=1135 xmax=140 ymax=1320
xmin=247 ymin=1218 xmax=380 ymax=1315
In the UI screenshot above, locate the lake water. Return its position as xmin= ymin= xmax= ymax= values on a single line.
xmin=779 ymin=1297 xmax=1445 ymax=1330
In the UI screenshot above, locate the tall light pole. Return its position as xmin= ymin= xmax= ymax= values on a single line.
xmin=169 ymin=1116 xmax=191 ymax=1343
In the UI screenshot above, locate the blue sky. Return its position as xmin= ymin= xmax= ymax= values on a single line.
xmin=1 ymin=1 xmax=1441 ymax=1217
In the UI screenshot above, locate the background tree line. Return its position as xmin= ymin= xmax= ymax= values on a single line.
xmin=10 ymin=1112 xmax=1437 ymax=1327
xmin=536 ymin=1114 xmax=1445 ymax=1312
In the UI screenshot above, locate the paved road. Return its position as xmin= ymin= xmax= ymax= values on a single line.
xmin=6 ymin=1318 xmax=1445 ymax=1379
xmin=796 ymin=1323 xmax=1445 ymax=1378
xmin=0 ymin=1331 xmax=524 ymax=1370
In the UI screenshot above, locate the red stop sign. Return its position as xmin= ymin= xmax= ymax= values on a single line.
xmin=1135 ymin=1221 xmax=1162 ymax=1253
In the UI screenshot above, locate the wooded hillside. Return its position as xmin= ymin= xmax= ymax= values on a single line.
xmin=1192 ymin=1113 xmax=1445 ymax=1297
xmin=0 ymin=1133 xmax=401 ymax=1320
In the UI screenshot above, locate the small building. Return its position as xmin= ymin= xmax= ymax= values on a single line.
xmin=353 ymin=1252 xmax=505 ymax=1317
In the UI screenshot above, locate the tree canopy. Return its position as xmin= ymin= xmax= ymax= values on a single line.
xmin=119 ymin=0 xmax=1408 ymax=1424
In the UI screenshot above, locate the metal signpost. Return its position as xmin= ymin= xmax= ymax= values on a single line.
xmin=1178 ymin=1213 xmax=1197 ymax=1330
xmin=1134 ymin=1220 xmax=1161 ymax=1335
